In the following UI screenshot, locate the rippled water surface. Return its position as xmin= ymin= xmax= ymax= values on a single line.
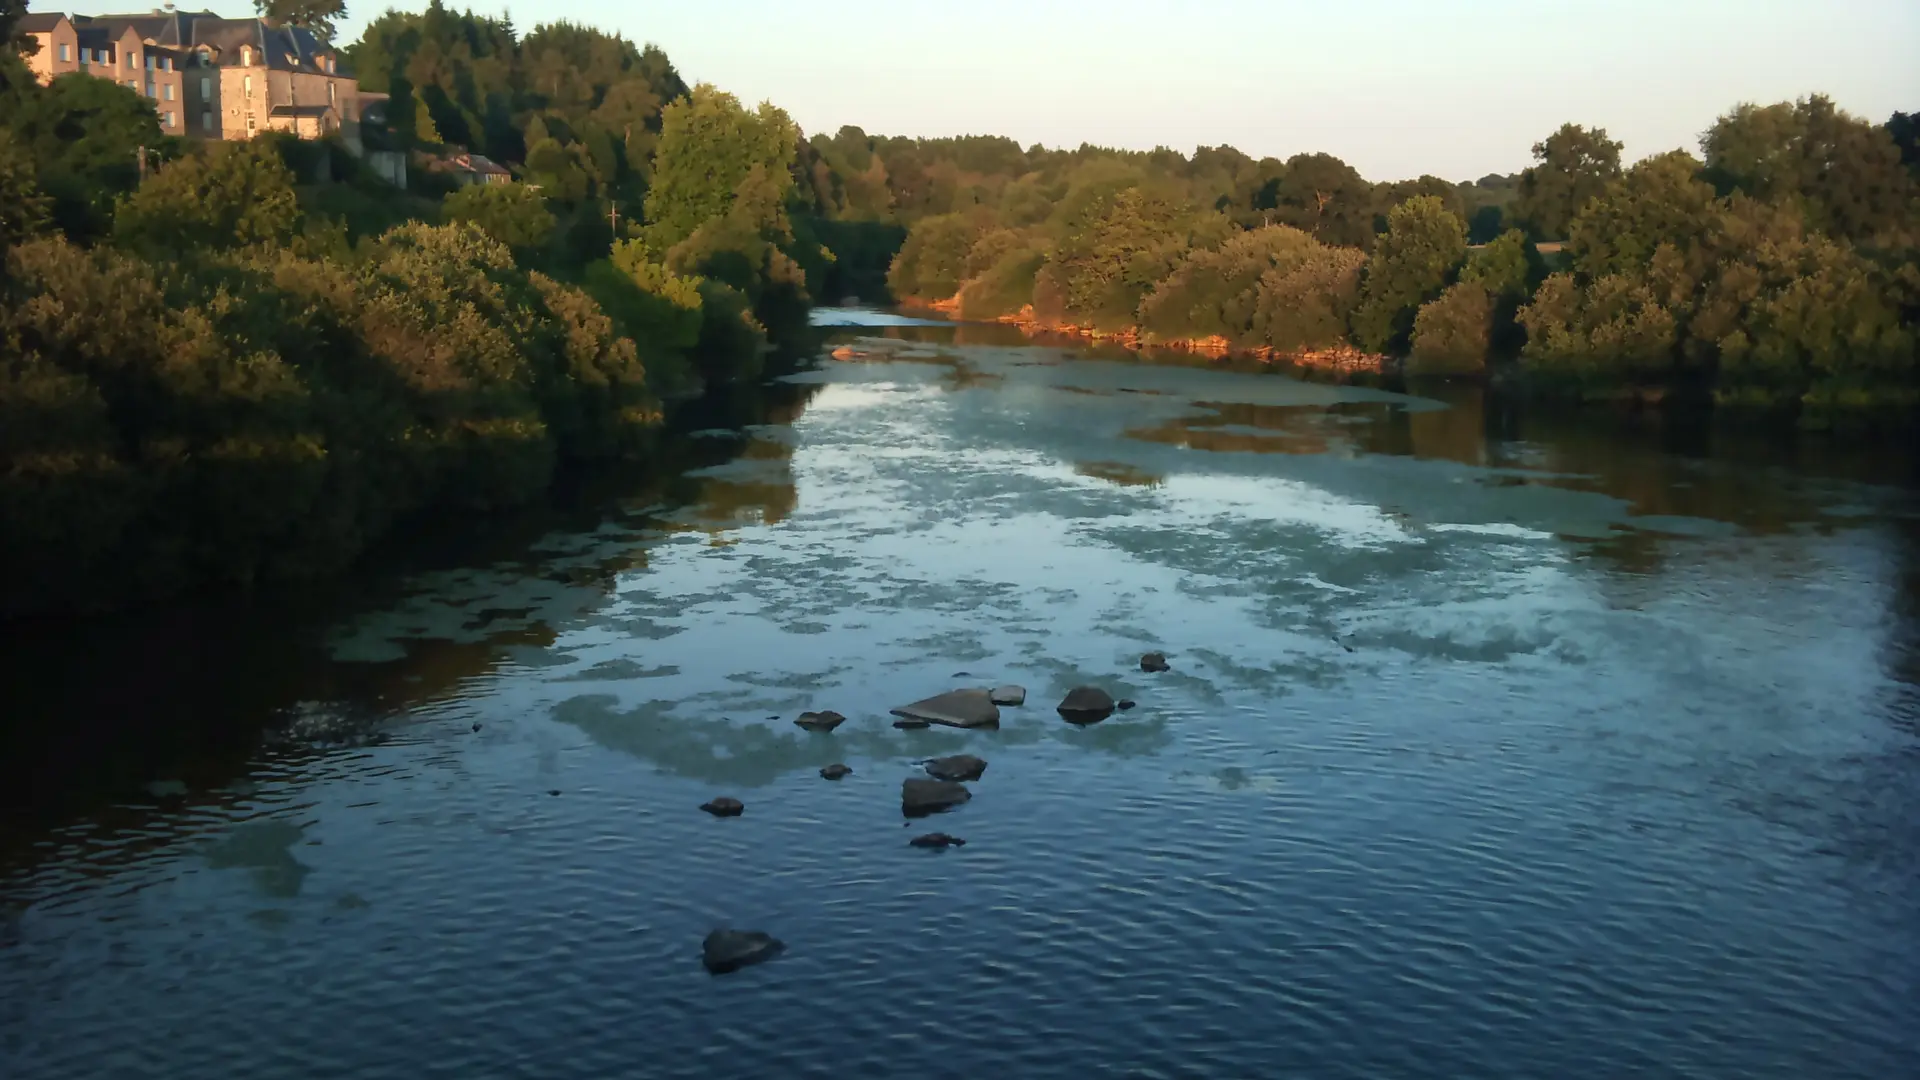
xmin=4 ymin=313 xmax=1919 ymax=1078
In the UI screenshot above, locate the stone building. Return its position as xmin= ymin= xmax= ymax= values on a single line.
xmin=17 ymin=9 xmax=362 ymax=150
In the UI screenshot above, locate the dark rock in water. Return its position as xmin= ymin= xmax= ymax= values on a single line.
xmin=472 ymin=723 xmax=482 ymax=733
xmin=951 ymin=671 xmax=973 ymax=678
xmin=989 ymin=685 xmax=1027 ymax=706
xmin=1140 ymin=651 xmax=1171 ymax=673
xmin=890 ymin=688 xmax=1000 ymax=729
xmin=547 ymin=789 xmax=562 ymax=796
xmin=910 ymin=832 xmax=967 ymax=849
xmin=1117 ymin=699 xmax=1137 ymax=711
xmin=700 ymin=797 xmax=745 ymax=817
xmin=703 ymin=929 xmax=784 ymax=974
xmin=924 ymin=754 xmax=988 ymax=782
xmin=902 ymin=778 xmax=972 ymax=816
xmin=892 ymin=717 xmax=932 ymax=730
xmin=820 ymin=764 xmax=853 ymax=780
xmin=1057 ymin=686 xmax=1116 ymax=724
xmin=794 ymin=710 xmax=848 ymax=732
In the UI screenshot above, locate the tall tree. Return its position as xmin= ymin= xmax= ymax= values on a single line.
xmin=1350 ymin=195 xmax=1467 ymax=353
xmin=1703 ymin=95 xmax=1914 ymax=245
xmin=256 ymin=0 xmax=347 ymax=44
xmin=1889 ymin=111 xmax=1919 ymax=176
xmin=1273 ymin=153 xmax=1374 ymax=248
xmin=642 ymin=86 xmax=797 ymax=255
xmin=1512 ymin=123 xmax=1623 ymax=240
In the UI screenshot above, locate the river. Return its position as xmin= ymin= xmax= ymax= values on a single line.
xmin=2 ymin=310 xmax=1917 ymax=1078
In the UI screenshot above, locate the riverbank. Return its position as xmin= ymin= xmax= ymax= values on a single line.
xmin=905 ymin=297 xmax=1393 ymax=375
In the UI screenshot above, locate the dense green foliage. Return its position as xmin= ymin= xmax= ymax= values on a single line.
xmin=1351 ymin=196 xmax=1468 ymax=353
xmin=443 ymin=181 xmax=557 ymax=255
xmin=0 ymin=219 xmax=655 ymax=614
xmin=0 ymin=8 xmax=836 ymax=616
xmin=114 ymin=141 xmax=305 ymax=254
xmin=1512 ymin=124 xmax=1623 ymax=241
xmin=877 ymin=93 xmax=1916 ymax=417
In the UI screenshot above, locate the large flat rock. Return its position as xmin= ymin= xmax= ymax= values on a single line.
xmin=890 ymin=688 xmax=1000 ymax=729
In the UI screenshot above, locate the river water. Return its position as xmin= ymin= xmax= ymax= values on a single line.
xmin=2 ymin=311 xmax=1917 ymax=1078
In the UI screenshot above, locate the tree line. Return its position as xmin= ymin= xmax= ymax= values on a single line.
xmin=874 ymin=101 xmax=1919 ymax=419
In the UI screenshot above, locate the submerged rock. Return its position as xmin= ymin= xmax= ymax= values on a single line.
xmin=794 ymin=710 xmax=848 ymax=732
xmin=819 ymin=764 xmax=853 ymax=780
xmin=700 ymin=797 xmax=745 ymax=817
xmin=924 ymin=754 xmax=988 ymax=782
xmin=890 ymin=688 xmax=1000 ymax=729
xmin=910 ymin=832 xmax=967 ymax=849
xmin=1117 ymin=699 xmax=1137 ymax=711
xmin=1140 ymin=652 xmax=1170 ymax=673
xmin=989 ymin=685 xmax=1027 ymax=706
xmin=902 ymin=778 xmax=972 ymax=816
xmin=1057 ymin=686 xmax=1116 ymax=724
xmin=703 ymin=929 xmax=784 ymax=974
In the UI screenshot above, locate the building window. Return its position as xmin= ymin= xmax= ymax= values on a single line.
xmin=246 ymin=115 xmax=256 ymax=135
xmin=200 ymin=76 xmax=210 ymax=99
xmin=240 ymin=45 xmax=252 ymax=66
xmin=145 ymin=80 xmax=155 ymax=98
xmin=328 ymin=82 xmax=335 ymax=107
xmin=163 ymin=111 xmax=175 ymax=129
xmin=162 ymin=84 xmax=174 ymax=102
xmin=244 ymin=74 xmax=252 ymax=99
xmin=58 ymin=43 xmax=70 ymax=62
xmin=202 ymin=110 xmax=213 ymax=132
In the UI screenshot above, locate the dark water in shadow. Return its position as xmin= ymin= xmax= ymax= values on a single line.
xmin=3 ymin=311 xmax=1918 ymax=1078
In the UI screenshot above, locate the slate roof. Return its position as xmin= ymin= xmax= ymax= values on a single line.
xmin=17 ymin=13 xmax=72 ymax=33
xmin=70 ymin=11 xmax=346 ymax=72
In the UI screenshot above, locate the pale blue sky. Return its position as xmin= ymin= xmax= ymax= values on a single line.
xmin=43 ymin=1 xmax=1920 ymax=180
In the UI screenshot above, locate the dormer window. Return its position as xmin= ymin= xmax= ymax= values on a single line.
xmin=240 ymin=45 xmax=252 ymax=66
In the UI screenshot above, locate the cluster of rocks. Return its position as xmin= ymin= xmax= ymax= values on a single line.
xmin=696 ymin=652 xmax=1173 ymax=975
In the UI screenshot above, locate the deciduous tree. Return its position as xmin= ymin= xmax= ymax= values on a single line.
xmin=1351 ymin=195 xmax=1467 ymax=353
xmin=1512 ymin=124 xmax=1623 ymax=240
